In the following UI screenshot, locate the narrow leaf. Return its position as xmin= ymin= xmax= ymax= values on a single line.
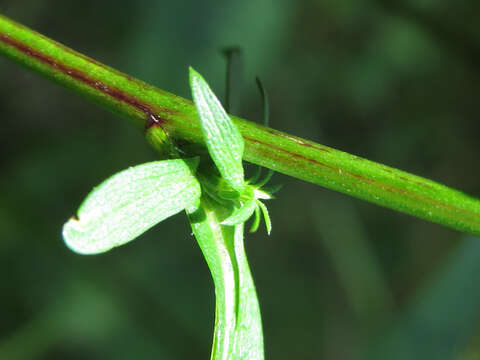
xmin=186 ymin=195 xmax=264 ymax=360
xmin=232 ymin=224 xmax=264 ymax=360
xmin=249 ymin=206 xmax=261 ymax=233
xmin=186 ymin=195 xmax=238 ymax=359
xmin=256 ymin=200 xmax=272 ymax=235
xmin=189 ymin=67 xmax=245 ymax=193
xmin=63 ymin=158 xmax=201 ymax=255
xmin=221 ymin=199 xmax=256 ymax=226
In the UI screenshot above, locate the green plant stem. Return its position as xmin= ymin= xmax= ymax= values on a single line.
xmin=1 ymin=14 xmax=480 ymax=236
xmin=186 ymin=194 xmax=264 ymax=360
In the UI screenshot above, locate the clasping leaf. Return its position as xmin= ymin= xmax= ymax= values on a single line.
xmin=189 ymin=67 xmax=245 ymax=194
xmin=63 ymin=158 xmax=201 ymax=255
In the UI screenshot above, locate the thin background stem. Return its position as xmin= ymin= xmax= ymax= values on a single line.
xmin=1 ymin=14 xmax=480 ymax=236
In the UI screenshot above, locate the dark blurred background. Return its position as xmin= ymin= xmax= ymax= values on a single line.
xmin=1 ymin=1 xmax=480 ymax=359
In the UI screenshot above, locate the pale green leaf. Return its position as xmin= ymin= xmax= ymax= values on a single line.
xmin=249 ymin=205 xmax=261 ymax=233
xmin=189 ymin=67 xmax=245 ymax=193
xmin=63 ymin=158 xmax=201 ymax=255
xmin=256 ymin=200 xmax=272 ymax=235
xmin=221 ymin=199 xmax=256 ymax=226
xmin=232 ymin=224 xmax=264 ymax=360
xmin=186 ymin=196 xmax=264 ymax=360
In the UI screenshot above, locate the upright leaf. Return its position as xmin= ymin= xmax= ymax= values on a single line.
xmin=63 ymin=158 xmax=201 ymax=255
xmin=189 ymin=67 xmax=245 ymax=193
xmin=232 ymin=224 xmax=264 ymax=360
xmin=186 ymin=195 xmax=264 ymax=360
xmin=221 ymin=199 xmax=256 ymax=226
xmin=187 ymin=196 xmax=238 ymax=360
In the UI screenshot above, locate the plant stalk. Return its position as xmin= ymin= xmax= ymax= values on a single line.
xmin=1 ymin=14 xmax=480 ymax=236
xmin=186 ymin=195 xmax=264 ymax=360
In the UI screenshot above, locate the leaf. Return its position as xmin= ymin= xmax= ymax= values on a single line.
xmin=186 ymin=195 xmax=238 ymax=359
xmin=189 ymin=67 xmax=245 ymax=193
xmin=256 ymin=200 xmax=272 ymax=235
xmin=221 ymin=199 xmax=257 ymax=226
xmin=249 ymin=206 xmax=261 ymax=233
xmin=63 ymin=158 xmax=201 ymax=255
xmin=232 ymin=224 xmax=264 ymax=360
xmin=186 ymin=195 xmax=264 ymax=360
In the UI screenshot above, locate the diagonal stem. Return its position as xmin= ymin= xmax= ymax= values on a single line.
xmin=1 ymin=14 xmax=480 ymax=236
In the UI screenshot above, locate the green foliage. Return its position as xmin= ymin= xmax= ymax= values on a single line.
xmin=4 ymin=6 xmax=480 ymax=360
xmin=2 ymin=13 xmax=480 ymax=236
xmin=63 ymin=158 xmax=201 ymax=254
xmin=186 ymin=198 xmax=264 ymax=360
xmin=62 ymin=67 xmax=274 ymax=359
xmin=189 ymin=67 xmax=245 ymax=194
xmin=188 ymin=66 xmax=278 ymax=359
xmin=190 ymin=67 xmax=273 ymax=234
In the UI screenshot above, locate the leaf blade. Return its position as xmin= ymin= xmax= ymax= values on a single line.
xmin=189 ymin=67 xmax=245 ymax=193
xmin=186 ymin=196 xmax=264 ymax=360
xmin=63 ymin=158 xmax=201 ymax=255
xmin=221 ymin=199 xmax=256 ymax=226
xmin=256 ymin=200 xmax=272 ymax=235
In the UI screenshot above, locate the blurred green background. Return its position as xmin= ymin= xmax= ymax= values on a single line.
xmin=1 ymin=1 xmax=480 ymax=359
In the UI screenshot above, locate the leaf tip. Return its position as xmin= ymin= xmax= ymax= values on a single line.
xmin=188 ymin=66 xmax=202 ymax=85
xmin=62 ymin=216 xmax=101 ymax=255
xmin=62 ymin=210 xmax=118 ymax=256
